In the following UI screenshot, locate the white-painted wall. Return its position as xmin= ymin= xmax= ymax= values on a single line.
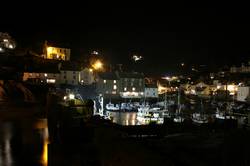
xmin=237 ymin=86 xmax=250 ymax=102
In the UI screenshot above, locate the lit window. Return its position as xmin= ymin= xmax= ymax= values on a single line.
xmin=104 ymin=80 xmax=106 ymax=83
xmin=114 ymin=80 xmax=116 ymax=83
xmin=132 ymin=87 xmax=136 ymax=91
xmin=44 ymin=73 xmax=47 ymax=77
xmin=113 ymin=85 xmax=117 ymax=90
xmin=124 ymin=87 xmax=127 ymax=91
xmin=46 ymin=79 xmax=56 ymax=83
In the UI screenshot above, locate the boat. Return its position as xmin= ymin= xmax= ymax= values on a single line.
xmin=215 ymin=107 xmax=236 ymax=120
xmin=192 ymin=113 xmax=209 ymax=124
xmin=192 ymin=100 xmax=209 ymax=125
xmin=120 ymin=102 xmax=138 ymax=112
xmin=136 ymin=105 xmax=164 ymax=125
xmin=105 ymin=102 xmax=120 ymax=111
xmin=173 ymin=87 xmax=185 ymax=123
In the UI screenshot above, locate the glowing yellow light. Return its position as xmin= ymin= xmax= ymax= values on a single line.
xmin=69 ymin=94 xmax=75 ymax=100
xmin=89 ymin=68 xmax=93 ymax=72
xmin=41 ymin=140 xmax=48 ymax=166
xmin=92 ymin=60 xmax=103 ymax=70
xmin=47 ymin=47 xmax=53 ymax=54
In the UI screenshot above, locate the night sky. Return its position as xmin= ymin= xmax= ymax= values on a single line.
xmin=1 ymin=3 xmax=250 ymax=76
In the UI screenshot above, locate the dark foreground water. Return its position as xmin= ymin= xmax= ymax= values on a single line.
xmin=1 ymin=107 xmax=250 ymax=166
xmin=0 ymin=119 xmax=48 ymax=166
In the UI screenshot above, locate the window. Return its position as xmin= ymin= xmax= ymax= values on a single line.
xmin=64 ymin=76 xmax=66 ymax=79
xmin=73 ymin=76 xmax=76 ymax=79
xmin=113 ymin=85 xmax=117 ymax=90
xmin=64 ymin=71 xmax=66 ymax=74
xmin=73 ymin=71 xmax=76 ymax=74
xmin=44 ymin=73 xmax=47 ymax=77
xmin=72 ymin=80 xmax=74 ymax=84
xmin=114 ymin=80 xmax=116 ymax=83
xmin=124 ymin=87 xmax=127 ymax=91
xmin=104 ymin=80 xmax=106 ymax=83
xmin=46 ymin=79 xmax=56 ymax=83
xmin=132 ymin=87 xmax=136 ymax=91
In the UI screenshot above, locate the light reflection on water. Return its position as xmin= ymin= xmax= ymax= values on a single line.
xmin=107 ymin=111 xmax=137 ymax=126
xmin=0 ymin=122 xmax=13 ymax=166
xmin=0 ymin=119 xmax=49 ymax=166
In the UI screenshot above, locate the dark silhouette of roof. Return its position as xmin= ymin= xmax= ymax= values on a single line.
xmin=60 ymin=61 xmax=81 ymax=71
xmin=98 ymin=72 xmax=118 ymax=80
xmin=119 ymin=72 xmax=144 ymax=79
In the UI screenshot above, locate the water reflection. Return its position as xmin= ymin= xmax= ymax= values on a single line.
xmin=0 ymin=119 xmax=49 ymax=166
xmin=107 ymin=111 xmax=137 ymax=125
xmin=0 ymin=123 xmax=13 ymax=166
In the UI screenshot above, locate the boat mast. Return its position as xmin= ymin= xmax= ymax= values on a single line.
xmin=178 ymin=87 xmax=181 ymax=113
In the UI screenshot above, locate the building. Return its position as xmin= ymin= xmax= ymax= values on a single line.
xmin=22 ymin=56 xmax=60 ymax=84
xmin=79 ymin=68 xmax=95 ymax=85
xmin=96 ymin=72 xmax=119 ymax=96
xmin=96 ymin=71 xmax=145 ymax=98
xmin=144 ymin=84 xmax=158 ymax=98
xmin=22 ymin=59 xmax=84 ymax=86
xmin=230 ymin=62 xmax=250 ymax=73
xmin=44 ymin=41 xmax=71 ymax=61
xmin=118 ymin=72 xmax=145 ymax=98
xmin=59 ymin=62 xmax=81 ymax=85
xmin=237 ymin=86 xmax=250 ymax=102
xmin=23 ymin=72 xmax=60 ymax=84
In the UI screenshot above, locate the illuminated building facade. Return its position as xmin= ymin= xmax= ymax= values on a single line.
xmin=96 ymin=72 xmax=145 ymax=98
xmin=45 ymin=46 xmax=71 ymax=61
xmin=119 ymin=72 xmax=145 ymax=98
xmin=237 ymin=86 xmax=250 ymax=102
xmin=79 ymin=68 xmax=95 ymax=85
xmin=144 ymin=84 xmax=158 ymax=98
xmin=96 ymin=72 xmax=119 ymax=96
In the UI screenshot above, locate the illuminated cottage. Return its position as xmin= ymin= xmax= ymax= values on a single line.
xmin=43 ymin=41 xmax=70 ymax=61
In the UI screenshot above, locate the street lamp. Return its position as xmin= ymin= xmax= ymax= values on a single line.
xmin=92 ymin=60 xmax=103 ymax=70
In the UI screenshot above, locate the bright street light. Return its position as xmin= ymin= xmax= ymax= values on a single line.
xmin=92 ymin=60 xmax=103 ymax=70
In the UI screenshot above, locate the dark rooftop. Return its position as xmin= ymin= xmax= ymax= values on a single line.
xmin=118 ymin=72 xmax=144 ymax=79
xmin=60 ymin=61 xmax=81 ymax=71
xmin=98 ymin=72 xmax=119 ymax=80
